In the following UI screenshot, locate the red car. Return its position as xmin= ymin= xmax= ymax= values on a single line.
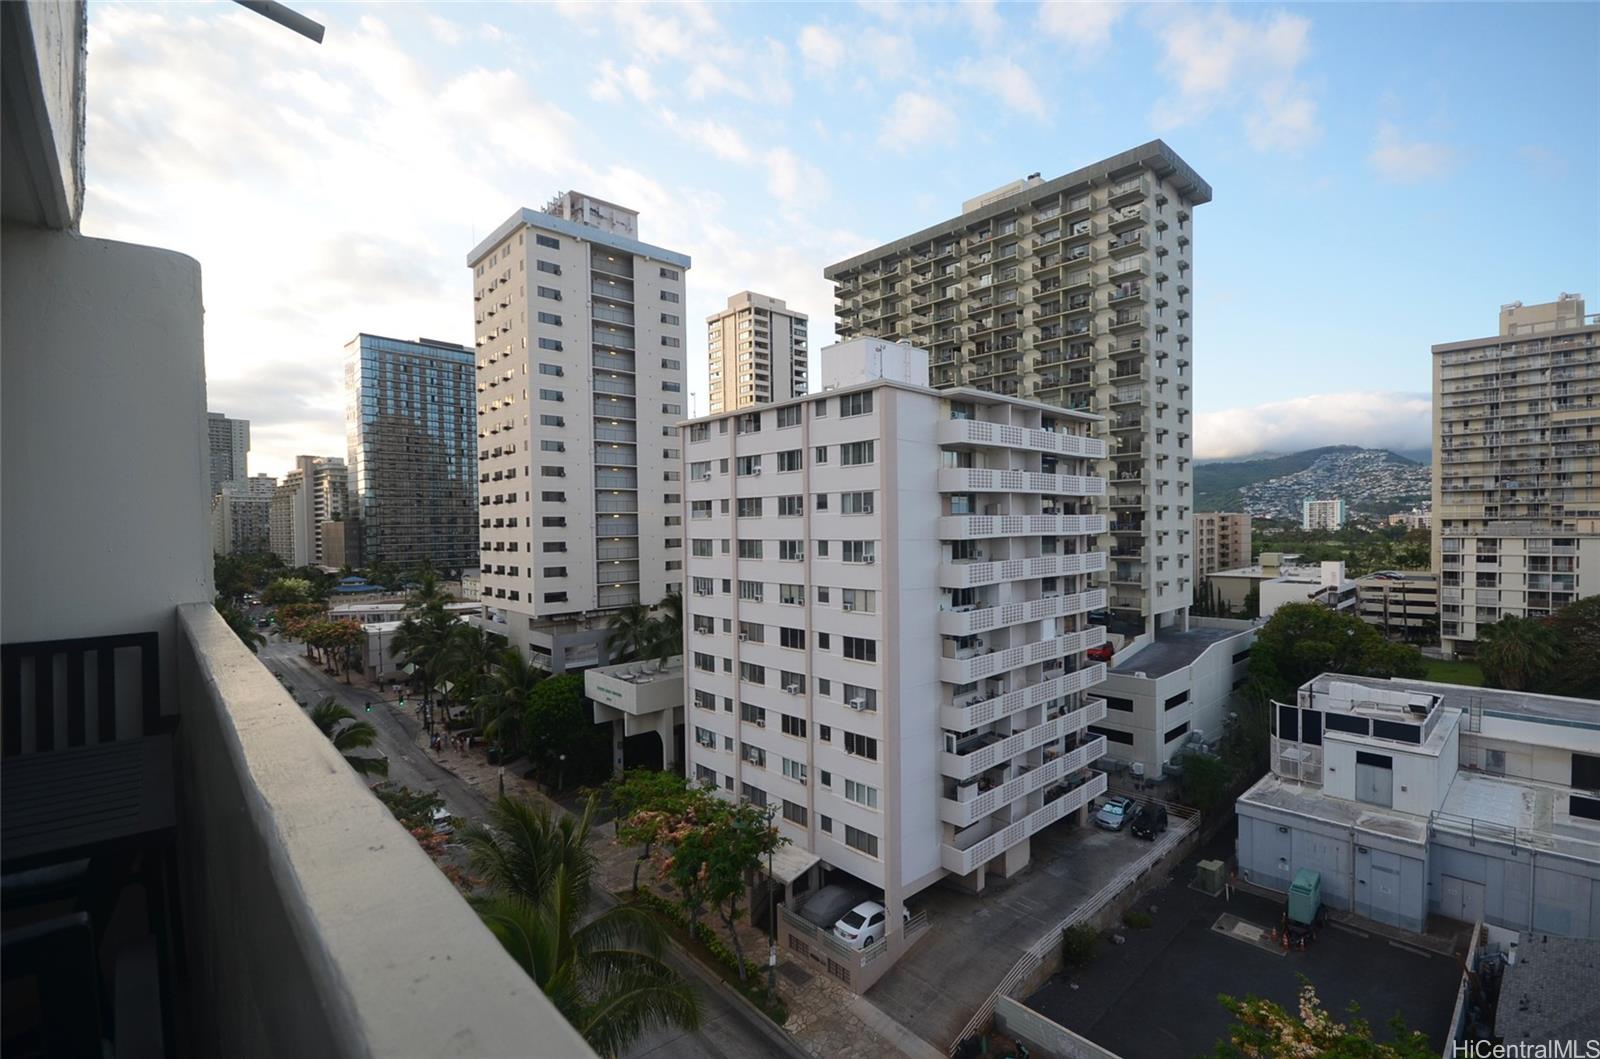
xmin=1087 ymin=643 xmax=1115 ymax=663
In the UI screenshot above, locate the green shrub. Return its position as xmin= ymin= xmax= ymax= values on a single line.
xmin=1061 ymin=923 xmax=1099 ymax=969
xmin=1122 ymin=908 xmax=1153 ymax=930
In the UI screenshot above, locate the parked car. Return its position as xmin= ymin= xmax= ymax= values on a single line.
xmin=798 ymin=884 xmax=869 ymax=931
xmin=1094 ymin=795 xmax=1134 ymax=831
xmin=831 ymin=900 xmax=909 ymax=950
xmin=1130 ymin=802 xmax=1168 ymax=839
xmin=431 ymin=806 xmax=455 ymax=836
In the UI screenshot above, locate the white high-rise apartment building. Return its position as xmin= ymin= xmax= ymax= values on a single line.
xmin=468 ymin=193 xmax=690 ymax=672
xmin=269 ymin=455 xmax=349 ymax=567
xmin=1301 ymin=498 xmax=1346 ymax=531
xmin=682 ymin=339 xmax=1111 ymax=945
xmin=1193 ymin=512 xmax=1252 ymax=579
xmin=211 ymin=473 xmax=277 ymax=556
xmin=207 ymin=411 xmax=250 ymax=497
xmin=1433 ymin=294 xmax=1600 ymax=658
xmin=824 ymin=142 xmax=1210 ymax=649
xmin=706 ymin=291 xmax=809 ymax=413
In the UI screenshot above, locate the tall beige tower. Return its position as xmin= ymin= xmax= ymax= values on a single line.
xmin=706 ymin=291 xmax=808 ymax=413
xmin=824 ymin=141 xmax=1210 ymax=646
xmin=468 ymin=193 xmax=691 ymax=672
xmin=1432 ymin=293 xmax=1600 ymax=658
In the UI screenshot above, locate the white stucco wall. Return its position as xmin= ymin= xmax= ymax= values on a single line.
xmin=2 ymin=226 xmax=212 ymax=693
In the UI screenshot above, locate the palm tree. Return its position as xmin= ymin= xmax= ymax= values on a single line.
xmin=648 ymin=588 xmax=684 ymax=663
xmin=476 ymin=646 xmax=544 ymax=755
xmin=1477 ymin=614 xmax=1560 ymax=691
xmin=404 ymin=559 xmax=449 ymax=611
xmin=309 ymin=698 xmax=389 ymax=778
xmin=605 ymin=602 xmax=656 ymax=663
xmin=438 ymin=623 xmax=499 ymax=708
xmin=215 ymin=597 xmax=265 ymax=653
xmin=463 ymin=796 xmax=701 ymax=1057
xmin=391 ymin=604 xmax=453 ymax=727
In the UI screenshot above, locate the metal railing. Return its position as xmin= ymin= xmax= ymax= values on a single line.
xmin=946 ymin=805 xmax=1199 ymax=1055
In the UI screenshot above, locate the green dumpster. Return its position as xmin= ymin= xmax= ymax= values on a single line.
xmin=1287 ymin=868 xmax=1322 ymax=927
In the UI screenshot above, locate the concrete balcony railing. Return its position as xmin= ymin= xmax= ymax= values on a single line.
xmin=174 ymin=604 xmax=594 ymax=1058
xmin=941 ymin=771 xmax=1107 ymax=875
xmin=939 ymin=549 xmax=1107 ymax=590
xmin=941 ymin=736 xmax=1109 ymax=826
xmin=938 ymin=513 xmax=1107 ymax=540
xmin=938 ymin=625 xmax=1107 ymax=686
xmin=937 ymin=418 xmax=1108 ymax=461
xmin=943 ymin=673 xmax=1107 ymax=731
xmin=942 ymin=709 xmax=1104 ymax=781
xmin=939 ymin=588 xmax=1108 ymax=636
xmin=937 ymin=467 xmax=1107 ymax=498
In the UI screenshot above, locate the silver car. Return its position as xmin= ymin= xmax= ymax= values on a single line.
xmin=1094 ymin=795 xmax=1134 ymax=831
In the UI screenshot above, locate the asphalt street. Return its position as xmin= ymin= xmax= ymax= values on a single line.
xmin=256 ymin=634 xmax=796 ymax=1059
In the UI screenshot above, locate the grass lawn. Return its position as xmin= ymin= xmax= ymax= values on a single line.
xmin=1425 ymin=658 xmax=1485 ymax=687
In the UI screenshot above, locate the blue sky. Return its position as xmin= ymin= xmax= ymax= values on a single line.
xmin=81 ymin=1 xmax=1598 ymax=475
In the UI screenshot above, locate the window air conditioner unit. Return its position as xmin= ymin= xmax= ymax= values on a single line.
xmin=864 ymin=557 xmax=876 ymax=565
xmin=848 ymin=698 xmax=866 ymax=711
xmin=784 ymin=684 xmax=801 ymax=694
xmin=738 ymin=633 xmax=749 ymax=642
xmin=749 ymin=468 xmax=761 ymax=476
xmin=842 ymin=602 xmax=855 ymax=612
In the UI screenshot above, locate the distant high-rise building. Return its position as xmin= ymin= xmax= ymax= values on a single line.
xmin=1433 ymin=293 xmax=1600 ymax=658
xmin=344 ymin=333 xmax=477 ymax=574
xmin=270 ymin=455 xmax=349 ymax=567
xmin=1193 ymin=512 xmax=1252 ymax=579
xmin=211 ymin=473 xmax=277 ymax=556
xmin=468 ymin=192 xmax=690 ymax=672
xmin=706 ymin=291 xmax=808 ymax=413
xmin=207 ymin=412 xmax=250 ymax=497
xmin=1301 ymin=498 xmax=1346 ymax=531
xmin=824 ymin=141 xmax=1210 ymax=645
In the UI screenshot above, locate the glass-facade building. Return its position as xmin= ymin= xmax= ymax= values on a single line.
xmin=344 ymin=334 xmax=477 ymax=574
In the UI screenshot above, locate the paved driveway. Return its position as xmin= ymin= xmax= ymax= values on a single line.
xmin=867 ymin=820 xmax=1167 ymax=1049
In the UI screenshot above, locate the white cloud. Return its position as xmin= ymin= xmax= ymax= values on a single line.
xmin=589 ymin=61 xmax=656 ymax=103
xmin=879 ymin=91 xmax=956 ymax=151
xmin=955 ymin=57 xmax=1046 ymax=119
xmin=965 ymin=0 xmax=1003 ymax=44
xmin=1147 ymin=8 xmax=1321 ymax=152
xmin=798 ymin=24 xmax=844 ymax=73
xmin=670 ymin=113 xmax=754 ymax=163
xmin=1368 ymin=121 xmax=1455 ymax=183
xmin=764 ymin=147 xmax=828 ymax=209
xmin=1038 ymin=1 xmax=1126 ymax=53
xmin=426 ymin=15 xmax=464 ymax=46
xmin=1196 ymin=392 xmax=1432 ymax=461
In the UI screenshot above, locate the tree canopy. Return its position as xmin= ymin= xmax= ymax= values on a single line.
xmin=1248 ymin=604 xmax=1426 ymax=705
xmin=1213 ymin=981 xmax=1434 ymax=1058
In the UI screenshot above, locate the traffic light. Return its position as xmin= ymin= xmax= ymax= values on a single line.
xmin=365 ymin=702 xmax=373 ymax=713
xmin=398 ymin=695 xmax=406 ymax=707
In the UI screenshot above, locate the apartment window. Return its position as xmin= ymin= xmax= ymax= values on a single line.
xmin=817 ymin=541 xmax=829 ymax=558
xmin=819 ymin=724 xmax=831 ymax=742
xmin=692 ymin=615 xmax=714 ymax=634
xmin=813 ymin=446 xmax=829 ymax=464
xmin=774 ymin=450 xmax=801 ymax=473
xmin=841 ymin=589 xmax=874 ymax=613
xmin=842 ymin=540 xmax=876 ymax=565
xmin=842 ymin=685 xmax=877 ymax=712
xmin=780 ymin=583 xmax=805 ymax=605
xmin=737 ymin=455 xmax=762 ymax=476
xmin=778 ymin=495 xmax=803 ymax=517
xmin=661 ymin=312 xmax=680 ymax=325
xmin=693 ymin=726 xmax=715 ymax=749
xmin=739 ymin=661 xmax=767 ymax=685
xmin=738 ymin=580 xmax=764 ymax=602
xmin=741 ymin=745 xmax=767 ymax=768
xmin=840 ymin=392 xmax=873 ymax=417
xmin=693 ymin=689 xmax=715 ymax=711
xmin=778 ymin=540 xmax=804 ymax=562
xmin=781 ymin=757 xmax=807 ymax=783
xmin=777 ymin=406 xmax=802 ymax=428
xmin=843 ymin=825 xmax=878 ymax=858
xmin=814 ymin=398 xmax=828 ymax=417
xmin=539 ymin=388 xmax=564 ymax=401
xmin=737 ymin=497 xmax=763 ymax=518
xmin=690 ymin=461 xmax=711 ymax=481
xmin=540 ymin=440 xmax=566 ymax=452
xmin=843 ymin=636 xmax=877 ymax=662
xmin=815 ymin=493 xmax=829 ymax=512
xmin=660 ymin=267 xmax=680 ymax=280
xmin=689 ymin=423 xmax=709 ymax=442
xmin=542 ymin=542 xmax=566 ymax=553
xmin=543 ymin=591 xmax=568 ymax=603
xmin=843 ymin=732 xmax=878 ymax=760
xmin=691 ymin=539 xmax=712 ymax=557
xmin=736 ymin=413 xmax=762 ymax=435
xmin=542 ymin=566 xmax=568 ymax=578
xmin=779 ymin=627 xmax=805 ymax=650
xmin=691 ymin=577 xmax=714 ymax=597
xmin=541 ymin=517 xmax=566 ymax=527
xmin=536 ymin=285 xmax=561 ymax=300
xmin=819 ymin=815 xmax=832 ymax=834
xmin=844 ymin=779 xmax=879 ymax=809
xmin=539 ymin=414 xmax=565 ymax=426
xmin=537 ymin=260 xmax=561 ymax=275
xmin=540 ymin=491 xmax=566 ymax=503
xmin=781 ymin=713 xmax=807 ymax=738
xmin=738 ymin=540 xmax=763 ymax=560
xmin=690 ymin=500 xmax=712 ymax=520
xmin=841 ymin=491 xmax=875 ymax=515
xmin=693 ymin=652 xmax=716 ymax=672
xmin=535 ymin=234 xmax=560 ymax=249
xmin=695 ymin=765 xmax=717 ymax=786
xmin=540 ymin=466 xmax=566 ymax=478
xmin=741 ymin=701 xmax=767 ymax=726
xmin=841 ymin=441 xmax=875 ymax=466
xmin=660 ymin=291 xmax=680 ymax=303
xmin=780 ymin=671 xmax=805 ymax=694
xmin=782 ymin=800 xmax=808 ymax=826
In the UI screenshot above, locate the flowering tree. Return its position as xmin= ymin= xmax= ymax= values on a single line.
xmin=1213 ymin=981 xmax=1434 ymax=1058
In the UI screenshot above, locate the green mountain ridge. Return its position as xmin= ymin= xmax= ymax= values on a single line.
xmin=1195 ymin=446 xmax=1423 ymax=513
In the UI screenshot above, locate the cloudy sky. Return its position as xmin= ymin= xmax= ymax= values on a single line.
xmin=81 ymin=1 xmax=1597 ymax=475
